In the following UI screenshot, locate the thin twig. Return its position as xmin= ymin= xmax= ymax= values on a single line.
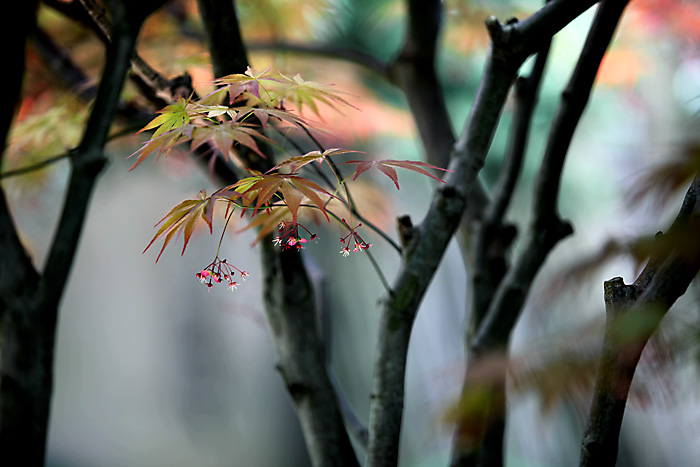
xmin=0 ymin=153 xmax=69 ymax=179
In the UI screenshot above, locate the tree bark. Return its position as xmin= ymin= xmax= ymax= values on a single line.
xmin=0 ymin=1 xmax=148 ymax=461
xmin=581 ymin=176 xmax=700 ymax=466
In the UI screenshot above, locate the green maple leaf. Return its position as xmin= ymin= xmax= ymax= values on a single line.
xmin=278 ymin=73 xmax=356 ymax=116
xmin=138 ymin=96 xmax=200 ymax=138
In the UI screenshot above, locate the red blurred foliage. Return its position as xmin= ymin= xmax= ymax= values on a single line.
xmin=632 ymin=0 xmax=700 ymax=44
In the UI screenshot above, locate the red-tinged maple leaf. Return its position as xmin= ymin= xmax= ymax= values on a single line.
xmin=342 ymin=159 xmax=452 ymax=189
xmin=214 ymin=66 xmax=283 ymax=106
xmin=269 ymin=148 xmax=360 ymax=173
xmin=225 ymin=172 xmax=337 ymax=222
xmin=144 ymin=189 xmax=243 ymax=262
xmin=237 ymin=206 xmax=290 ymax=246
xmin=129 ymin=125 xmax=194 ymax=170
xmin=278 ymin=73 xmax=357 ymax=116
xmin=233 ymin=106 xmax=309 ymax=130
xmin=189 ymin=122 xmax=268 ymax=161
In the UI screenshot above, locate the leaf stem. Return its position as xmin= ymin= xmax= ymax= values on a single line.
xmin=216 ymin=207 xmax=235 ymax=257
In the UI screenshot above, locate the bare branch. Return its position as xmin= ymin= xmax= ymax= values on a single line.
xmin=366 ymin=2 xmax=604 ymax=465
xmin=471 ymin=40 xmax=552 ymax=330
xmin=1 ymin=0 xmax=155 ymax=460
xmin=449 ymin=2 xmax=630 ymax=464
xmin=580 ymin=175 xmax=700 ymax=466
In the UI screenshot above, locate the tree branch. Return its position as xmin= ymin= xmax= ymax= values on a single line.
xmin=470 ymin=39 xmax=551 ymax=332
xmin=448 ymin=3 xmax=629 ymax=464
xmin=196 ymin=1 xmax=358 ymax=465
xmin=1 ymin=0 xmax=163 ymax=459
xmin=580 ymin=175 xmax=700 ymax=467
xmin=366 ymin=2 xmax=603 ymax=465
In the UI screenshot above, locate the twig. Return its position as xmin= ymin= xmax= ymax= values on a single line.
xmin=0 ymin=153 xmax=69 ymax=179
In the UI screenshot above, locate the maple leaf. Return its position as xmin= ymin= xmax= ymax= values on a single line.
xmin=237 ymin=205 xmax=290 ymax=246
xmin=129 ymin=125 xmax=194 ymax=169
xmin=144 ymin=189 xmax=243 ymax=262
xmin=342 ymin=159 xmax=452 ymax=189
xmin=233 ymin=106 xmax=309 ymax=130
xmin=215 ymin=66 xmax=283 ymax=106
xmin=225 ymin=172 xmax=337 ymax=223
xmin=270 ymin=148 xmax=360 ymax=173
xmin=278 ymin=73 xmax=357 ymax=116
xmin=189 ymin=122 xmax=268 ymax=161
xmin=137 ymin=96 xmax=201 ymax=138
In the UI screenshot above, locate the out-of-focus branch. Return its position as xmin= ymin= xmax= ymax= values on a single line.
xmin=366 ymin=2 xmax=599 ymax=463
xmin=79 ymin=0 xmax=173 ymax=100
xmin=470 ymin=39 xmax=551 ymax=331
xmin=580 ymin=175 xmax=700 ymax=466
xmin=448 ymin=2 xmax=629 ymax=465
xmin=391 ymin=0 xmax=457 ymax=170
xmin=1 ymin=0 xmax=39 ymax=167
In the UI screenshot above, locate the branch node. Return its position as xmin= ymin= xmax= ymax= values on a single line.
xmin=485 ymin=16 xmax=505 ymax=43
xmin=397 ymin=215 xmax=415 ymax=247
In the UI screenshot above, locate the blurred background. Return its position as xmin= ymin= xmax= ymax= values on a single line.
xmin=3 ymin=0 xmax=700 ymax=465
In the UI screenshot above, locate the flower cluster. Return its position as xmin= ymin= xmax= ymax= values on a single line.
xmin=339 ymin=218 xmax=372 ymax=257
xmin=196 ymin=257 xmax=249 ymax=291
xmin=272 ymin=221 xmax=318 ymax=251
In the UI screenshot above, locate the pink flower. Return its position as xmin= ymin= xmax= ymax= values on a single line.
xmin=196 ymin=257 xmax=249 ymax=291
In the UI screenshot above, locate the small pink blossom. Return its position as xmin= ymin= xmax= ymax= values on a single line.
xmin=196 ymin=257 xmax=249 ymax=291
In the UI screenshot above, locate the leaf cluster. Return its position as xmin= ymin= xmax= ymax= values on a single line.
xmin=136 ymin=67 xmax=451 ymax=262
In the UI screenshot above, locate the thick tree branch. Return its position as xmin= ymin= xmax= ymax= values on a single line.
xmin=366 ymin=1 xmax=606 ymax=465
xmin=0 ymin=0 xmax=166 ymax=460
xmin=196 ymin=1 xmax=358 ymax=465
xmin=392 ymin=0 xmax=456 ymax=170
xmin=261 ymin=243 xmax=360 ymax=465
xmin=366 ymin=1 xmax=600 ymax=460
xmin=470 ymin=40 xmax=551 ymax=332
xmin=195 ymin=0 xmax=248 ymax=79
xmin=0 ymin=0 xmax=40 ymax=318
xmin=580 ymin=175 xmax=700 ymax=467
xmin=448 ymin=3 xmax=629 ymax=465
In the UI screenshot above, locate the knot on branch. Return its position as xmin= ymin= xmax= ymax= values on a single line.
xmin=69 ymin=148 xmax=108 ymax=176
xmin=603 ymin=277 xmax=636 ymax=313
xmin=168 ymin=72 xmax=194 ymax=99
xmin=485 ymin=16 xmax=518 ymax=48
xmin=396 ymin=215 xmax=415 ymax=247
